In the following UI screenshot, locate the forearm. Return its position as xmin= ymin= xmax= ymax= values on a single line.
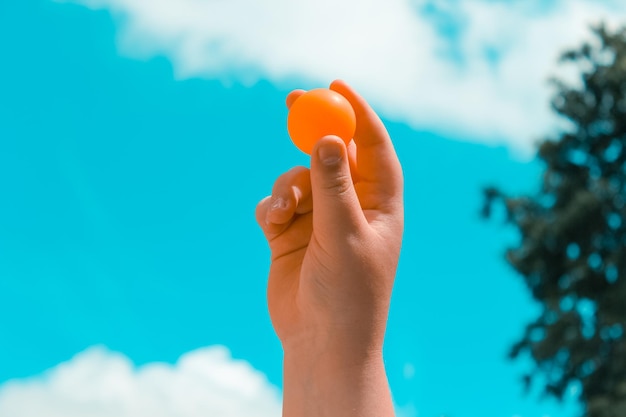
xmin=282 ymin=341 xmax=395 ymax=417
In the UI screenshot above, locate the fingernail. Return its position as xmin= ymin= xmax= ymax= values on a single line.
xmin=270 ymin=196 xmax=287 ymax=211
xmin=266 ymin=197 xmax=287 ymax=225
xmin=318 ymin=142 xmax=342 ymax=166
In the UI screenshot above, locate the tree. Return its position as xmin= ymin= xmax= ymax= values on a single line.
xmin=483 ymin=25 xmax=626 ymax=417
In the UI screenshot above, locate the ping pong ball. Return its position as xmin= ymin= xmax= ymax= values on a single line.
xmin=287 ymin=88 xmax=356 ymax=155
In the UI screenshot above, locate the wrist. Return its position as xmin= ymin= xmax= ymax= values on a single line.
xmin=282 ymin=339 xmax=394 ymax=417
xmin=280 ymin=310 xmax=389 ymax=358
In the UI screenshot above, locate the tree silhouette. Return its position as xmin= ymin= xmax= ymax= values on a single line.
xmin=483 ymin=25 xmax=626 ymax=417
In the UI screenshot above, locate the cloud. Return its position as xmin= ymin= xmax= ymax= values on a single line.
xmin=56 ymin=0 xmax=626 ymax=156
xmin=0 ymin=345 xmax=282 ymax=417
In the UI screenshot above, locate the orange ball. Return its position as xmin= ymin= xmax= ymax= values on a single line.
xmin=287 ymin=88 xmax=356 ymax=155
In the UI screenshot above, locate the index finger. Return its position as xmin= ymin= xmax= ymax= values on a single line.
xmin=329 ymin=80 xmax=403 ymax=209
xmin=285 ymin=86 xmax=361 ymax=182
xmin=286 ymin=89 xmax=306 ymax=109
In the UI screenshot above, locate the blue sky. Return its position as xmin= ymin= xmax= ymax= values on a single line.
xmin=1 ymin=1 xmax=624 ymax=416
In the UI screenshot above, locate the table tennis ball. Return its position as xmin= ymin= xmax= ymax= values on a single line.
xmin=287 ymin=88 xmax=356 ymax=155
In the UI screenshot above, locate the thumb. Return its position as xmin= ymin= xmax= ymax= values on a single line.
xmin=310 ymin=136 xmax=366 ymax=240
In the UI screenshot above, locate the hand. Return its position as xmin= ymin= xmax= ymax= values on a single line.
xmin=256 ymin=80 xmax=403 ymax=417
xmin=255 ymin=79 xmax=404 ymax=354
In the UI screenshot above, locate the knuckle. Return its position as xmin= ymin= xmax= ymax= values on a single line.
xmin=273 ymin=166 xmax=308 ymax=195
xmin=320 ymin=174 xmax=352 ymax=196
xmin=255 ymin=196 xmax=270 ymax=219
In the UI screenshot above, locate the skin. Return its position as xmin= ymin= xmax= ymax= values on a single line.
xmin=255 ymin=79 xmax=404 ymax=417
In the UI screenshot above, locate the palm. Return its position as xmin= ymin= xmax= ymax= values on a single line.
xmin=266 ymin=211 xmax=313 ymax=341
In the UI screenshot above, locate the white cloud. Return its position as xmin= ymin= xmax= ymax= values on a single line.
xmin=56 ymin=0 xmax=626 ymax=156
xmin=0 ymin=345 xmax=416 ymax=417
xmin=0 ymin=345 xmax=282 ymax=417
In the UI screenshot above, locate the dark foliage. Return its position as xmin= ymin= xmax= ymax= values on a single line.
xmin=483 ymin=25 xmax=626 ymax=417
